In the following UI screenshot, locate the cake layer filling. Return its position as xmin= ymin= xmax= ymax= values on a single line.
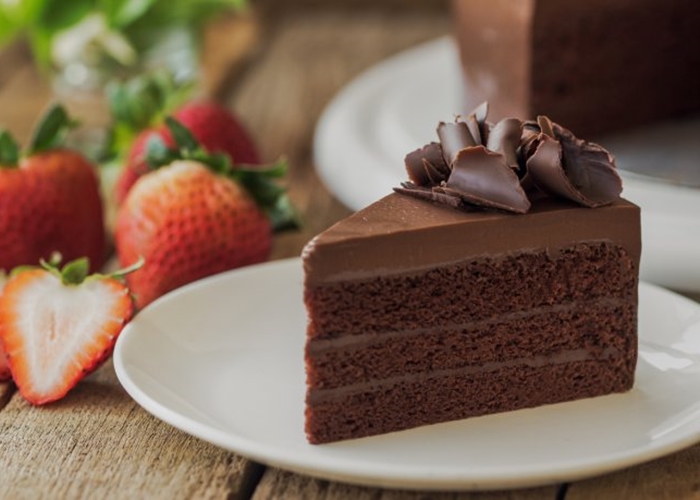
xmin=305 ymin=358 xmax=634 ymax=444
xmin=306 ymin=241 xmax=637 ymax=339
xmin=306 ymin=299 xmax=636 ymax=389
xmin=307 ymin=346 xmax=627 ymax=404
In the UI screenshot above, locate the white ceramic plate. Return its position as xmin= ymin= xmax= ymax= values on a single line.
xmin=313 ymin=37 xmax=700 ymax=292
xmin=114 ymin=258 xmax=700 ymax=491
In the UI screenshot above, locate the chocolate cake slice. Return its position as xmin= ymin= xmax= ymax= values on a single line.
xmin=303 ymin=106 xmax=640 ymax=444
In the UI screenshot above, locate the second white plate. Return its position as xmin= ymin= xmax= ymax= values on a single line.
xmin=115 ymin=259 xmax=700 ymax=491
xmin=313 ymin=37 xmax=700 ymax=292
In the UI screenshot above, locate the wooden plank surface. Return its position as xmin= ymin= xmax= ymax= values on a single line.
xmin=566 ymin=445 xmax=700 ymax=500
xmin=1 ymin=4 xmax=699 ymax=499
xmin=0 ymin=361 xmax=260 ymax=499
xmin=252 ymin=469 xmax=560 ymax=500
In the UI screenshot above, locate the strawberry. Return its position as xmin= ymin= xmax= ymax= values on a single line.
xmin=115 ymin=118 xmax=297 ymax=309
xmin=0 ymin=350 xmax=8 ymax=382
xmin=106 ymin=74 xmax=260 ymax=205
xmin=0 ymin=104 xmax=106 ymax=273
xmin=0 ymin=272 xmax=8 ymax=381
xmin=0 ymin=256 xmax=139 ymax=404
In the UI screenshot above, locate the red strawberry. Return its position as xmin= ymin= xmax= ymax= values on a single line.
xmin=113 ymin=101 xmax=261 ymax=205
xmin=0 ymin=257 xmax=138 ymax=404
xmin=0 ymin=273 xmax=8 ymax=381
xmin=0 ymin=351 xmax=8 ymax=382
xmin=115 ymin=118 xmax=297 ymax=309
xmin=117 ymin=160 xmax=271 ymax=308
xmin=0 ymin=105 xmax=106 ymax=272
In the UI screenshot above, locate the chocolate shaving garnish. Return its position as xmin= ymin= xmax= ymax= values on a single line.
xmin=394 ymin=182 xmax=464 ymax=209
xmin=448 ymin=146 xmax=530 ymax=213
xmin=518 ymin=121 xmax=541 ymax=163
xmin=405 ymin=142 xmax=450 ymax=186
xmin=395 ymin=102 xmax=622 ymax=214
xmin=437 ymin=121 xmax=476 ymax=166
xmin=486 ymin=118 xmax=522 ymax=172
xmin=472 ymin=101 xmax=489 ymax=144
xmin=526 ymin=124 xmax=622 ymax=207
xmin=554 ymin=124 xmax=622 ymax=205
xmin=537 ymin=115 xmax=556 ymax=138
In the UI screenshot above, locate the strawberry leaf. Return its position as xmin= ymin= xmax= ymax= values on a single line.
xmin=145 ymin=135 xmax=179 ymax=169
xmin=60 ymin=258 xmax=90 ymax=285
xmin=0 ymin=128 xmax=20 ymax=165
xmin=106 ymin=71 xmax=190 ymax=132
xmin=232 ymin=159 xmax=300 ymax=231
xmin=164 ymin=116 xmax=199 ymax=153
xmin=265 ymin=195 xmax=301 ymax=232
xmin=28 ymin=104 xmax=78 ymax=154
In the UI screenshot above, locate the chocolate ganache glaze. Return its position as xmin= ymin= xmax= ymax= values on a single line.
xmin=396 ymin=103 xmax=622 ymax=213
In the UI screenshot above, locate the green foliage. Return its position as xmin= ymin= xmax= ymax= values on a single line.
xmin=0 ymin=129 xmax=20 ymax=165
xmin=102 ymin=71 xmax=194 ymax=162
xmin=0 ymin=104 xmax=79 ymax=164
xmin=28 ymin=104 xmax=78 ymax=154
xmin=0 ymin=0 xmax=246 ymax=67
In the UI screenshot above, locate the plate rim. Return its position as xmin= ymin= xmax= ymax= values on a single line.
xmin=114 ymin=258 xmax=700 ymax=491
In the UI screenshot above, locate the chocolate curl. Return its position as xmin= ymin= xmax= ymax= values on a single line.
xmin=526 ymin=117 xmax=622 ymax=207
xmin=404 ymin=142 xmax=450 ymax=186
xmin=447 ymin=146 xmax=531 ymax=214
xmin=394 ymin=182 xmax=464 ymax=209
xmin=437 ymin=121 xmax=477 ymax=166
xmin=465 ymin=101 xmax=489 ymax=145
xmin=486 ymin=118 xmax=522 ymax=172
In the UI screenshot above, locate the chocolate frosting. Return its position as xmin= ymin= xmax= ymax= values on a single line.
xmin=396 ymin=103 xmax=622 ymax=214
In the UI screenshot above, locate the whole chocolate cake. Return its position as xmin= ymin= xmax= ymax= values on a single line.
xmin=451 ymin=0 xmax=700 ymax=137
xmin=303 ymin=104 xmax=640 ymax=444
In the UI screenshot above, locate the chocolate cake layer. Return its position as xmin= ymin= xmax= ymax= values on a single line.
xmin=306 ymin=240 xmax=636 ymax=339
xmin=306 ymin=300 xmax=636 ymax=390
xmin=451 ymin=0 xmax=700 ymax=137
xmin=306 ymin=359 xmax=633 ymax=444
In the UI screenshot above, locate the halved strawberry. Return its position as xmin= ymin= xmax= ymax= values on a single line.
xmin=0 ymin=256 xmax=139 ymax=404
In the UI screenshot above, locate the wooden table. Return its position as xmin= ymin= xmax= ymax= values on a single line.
xmin=1 ymin=4 xmax=699 ymax=499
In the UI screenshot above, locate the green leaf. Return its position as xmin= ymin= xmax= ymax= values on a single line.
xmin=1 ymin=0 xmax=44 ymax=27
xmin=28 ymin=104 xmax=78 ymax=154
xmin=60 ymin=257 xmax=90 ymax=285
xmin=101 ymin=0 xmax=156 ymax=28
xmin=36 ymin=0 xmax=94 ymax=32
xmin=144 ymin=135 xmax=178 ymax=169
xmin=0 ymin=129 xmax=20 ymax=165
xmin=266 ymin=194 xmax=301 ymax=233
xmin=230 ymin=159 xmax=300 ymax=232
xmin=26 ymin=27 xmax=53 ymax=68
xmin=164 ymin=116 xmax=199 ymax=153
xmin=107 ymin=75 xmax=163 ymax=130
xmin=0 ymin=8 xmax=19 ymax=45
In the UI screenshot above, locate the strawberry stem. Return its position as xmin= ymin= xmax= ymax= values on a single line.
xmin=109 ymin=256 xmax=145 ymax=280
